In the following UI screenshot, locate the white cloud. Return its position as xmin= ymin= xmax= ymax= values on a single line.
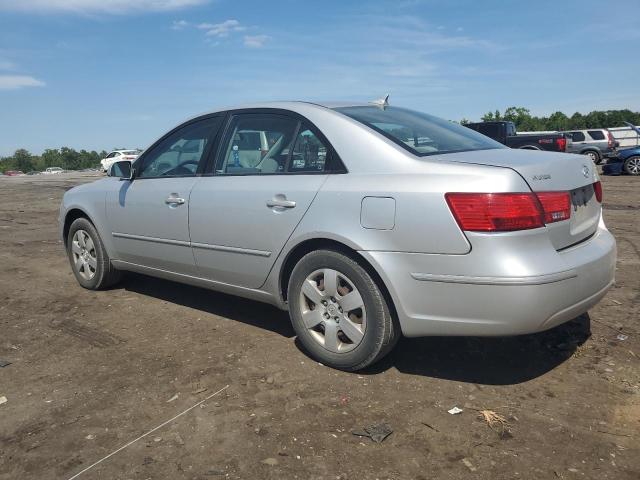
xmin=202 ymin=19 xmax=245 ymax=37
xmin=171 ymin=19 xmax=189 ymax=30
xmin=243 ymin=34 xmax=269 ymax=48
xmin=0 ymin=75 xmax=45 ymax=90
xmin=0 ymin=0 xmax=208 ymax=14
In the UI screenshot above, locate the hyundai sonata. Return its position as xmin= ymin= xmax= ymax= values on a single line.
xmin=59 ymin=101 xmax=616 ymax=370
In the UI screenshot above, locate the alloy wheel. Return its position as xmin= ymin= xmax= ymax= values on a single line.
xmin=627 ymin=157 xmax=640 ymax=175
xmin=298 ymin=268 xmax=366 ymax=353
xmin=71 ymin=229 xmax=97 ymax=280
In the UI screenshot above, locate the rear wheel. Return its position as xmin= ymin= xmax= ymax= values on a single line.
xmin=288 ymin=250 xmax=399 ymax=371
xmin=583 ymin=150 xmax=601 ymax=164
xmin=623 ymin=156 xmax=640 ymax=175
xmin=67 ymin=217 xmax=122 ymax=289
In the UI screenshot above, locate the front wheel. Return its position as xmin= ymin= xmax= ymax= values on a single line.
xmin=67 ymin=217 xmax=122 ymax=289
xmin=288 ymin=250 xmax=399 ymax=371
xmin=623 ymin=156 xmax=640 ymax=175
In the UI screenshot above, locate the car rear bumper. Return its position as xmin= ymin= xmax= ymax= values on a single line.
xmin=360 ymin=221 xmax=616 ymax=337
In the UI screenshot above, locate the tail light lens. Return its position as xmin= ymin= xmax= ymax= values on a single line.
xmin=446 ymin=191 xmax=573 ymax=232
xmin=536 ymin=192 xmax=570 ymax=223
xmin=445 ymin=193 xmax=544 ymax=232
xmin=606 ymin=131 xmax=614 ymax=149
xmin=556 ymin=137 xmax=567 ymax=151
xmin=593 ymin=181 xmax=603 ymax=203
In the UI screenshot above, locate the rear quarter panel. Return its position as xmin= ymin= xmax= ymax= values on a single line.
xmin=285 ymin=159 xmax=531 ymax=255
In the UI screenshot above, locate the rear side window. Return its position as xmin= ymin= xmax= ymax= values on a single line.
xmin=218 ymin=114 xmax=298 ymax=175
xmin=334 ymin=106 xmax=504 ymax=156
xmin=287 ymin=125 xmax=328 ymax=172
xmin=587 ymin=130 xmax=605 ymax=140
xmin=570 ymin=131 xmax=586 ymax=141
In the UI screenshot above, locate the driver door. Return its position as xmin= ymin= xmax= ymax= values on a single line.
xmin=106 ymin=115 xmax=223 ymax=275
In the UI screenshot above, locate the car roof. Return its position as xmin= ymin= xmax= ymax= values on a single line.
xmin=195 ymin=100 xmax=372 ymax=117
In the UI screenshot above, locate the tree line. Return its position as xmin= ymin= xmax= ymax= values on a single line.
xmin=0 ymin=148 xmax=110 ymax=173
xmin=461 ymin=107 xmax=640 ymax=132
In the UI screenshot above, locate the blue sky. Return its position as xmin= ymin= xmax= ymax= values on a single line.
xmin=0 ymin=0 xmax=638 ymax=156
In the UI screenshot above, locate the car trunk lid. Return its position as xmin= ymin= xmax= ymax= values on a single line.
xmin=441 ymin=149 xmax=601 ymax=250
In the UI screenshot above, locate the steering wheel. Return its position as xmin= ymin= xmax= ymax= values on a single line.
xmin=165 ymin=159 xmax=199 ymax=176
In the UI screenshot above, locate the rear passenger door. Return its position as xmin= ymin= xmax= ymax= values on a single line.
xmin=188 ymin=111 xmax=336 ymax=288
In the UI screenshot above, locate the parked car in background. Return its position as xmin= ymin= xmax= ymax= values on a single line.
xmin=100 ymin=150 xmax=140 ymax=173
xmin=59 ymin=101 xmax=615 ymax=371
xmin=603 ymin=122 xmax=640 ymax=175
xmin=603 ymin=148 xmax=640 ymax=175
xmin=562 ymin=129 xmax=617 ymax=164
xmin=465 ymin=121 xmax=569 ymax=152
xmin=3 ymin=170 xmax=24 ymax=176
xmin=44 ymin=167 xmax=64 ymax=174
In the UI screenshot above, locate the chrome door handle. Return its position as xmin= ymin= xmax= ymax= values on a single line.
xmin=266 ymin=199 xmax=296 ymax=209
xmin=165 ymin=196 xmax=185 ymax=205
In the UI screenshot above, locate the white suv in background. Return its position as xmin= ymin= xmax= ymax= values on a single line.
xmin=100 ymin=150 xmax=140 ymax=173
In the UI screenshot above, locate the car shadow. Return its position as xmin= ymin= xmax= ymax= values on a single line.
xmin=360 ymin=314 xmax=591 ymax=385
xmin=118 ymin=273 xmax=589 ymax=385
xmin=120 ymin=273 xmax=295 ymax=338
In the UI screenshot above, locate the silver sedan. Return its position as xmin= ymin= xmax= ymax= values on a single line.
xmin=59 ymin=101 xmax=616 ymax=370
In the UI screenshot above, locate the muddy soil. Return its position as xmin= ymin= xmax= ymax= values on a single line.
xmin=0 ymin=172 xmax=638 ymax=479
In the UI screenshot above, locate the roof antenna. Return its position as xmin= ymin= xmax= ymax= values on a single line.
xmin=370 ymin=94 xmax=390 ymax=109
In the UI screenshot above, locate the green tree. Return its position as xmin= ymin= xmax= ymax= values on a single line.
xmin=13 ymin=149 xmax=35 ymax=172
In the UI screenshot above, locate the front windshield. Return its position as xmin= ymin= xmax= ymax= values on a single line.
xmin=334 ymin=106 xmax=504 ymax=156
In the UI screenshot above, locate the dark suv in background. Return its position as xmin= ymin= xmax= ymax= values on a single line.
xmin=562 ymin=129 xmax=617 ymax=164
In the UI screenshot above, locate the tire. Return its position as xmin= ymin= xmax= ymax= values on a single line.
xmin=583 ymin=150 xmax=601 ymax=164
xmin=623 ymin=156 xmax=640 ymax=175
xmin=288 ymin=249 xmax=399 ymax=371
xmin=67 ymin=217 xmax=122 ymax=290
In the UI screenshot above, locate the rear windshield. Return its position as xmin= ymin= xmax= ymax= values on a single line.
xmin=333 ymin=106 xmax=504 ymax=156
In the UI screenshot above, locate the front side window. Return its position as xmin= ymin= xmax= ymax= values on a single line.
xmin=288 ymin=125 xmax=328 ymax=172
xmin=138 ymin=116 xmax=221 ymax=178
xmin=218 ymin=114 xmax=298 ymax=175
xmin=334 ymin=106 xmax=504 ymax=156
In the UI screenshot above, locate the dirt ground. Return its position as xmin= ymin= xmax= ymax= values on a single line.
xmin=0 ymin=172 xmax=638 ymax=480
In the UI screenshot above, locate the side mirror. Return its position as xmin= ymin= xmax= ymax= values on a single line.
xmin=109 ymin=160 xmax=135 ymax=180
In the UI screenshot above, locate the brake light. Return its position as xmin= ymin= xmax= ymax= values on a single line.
xmin=606 ymin=131 xmax=614 ymax=149
xmin=446 ymin=191 xmax=573 ymax=232
xmin=536 ymin=191 xmax=570 ymax=223
xmin=445 ymin=193 xmax=544 ymax=232
xmin=593 ymin=181 xmax=603 ymax=203
xmin=556 ymin=137 xmax=567 ymax=151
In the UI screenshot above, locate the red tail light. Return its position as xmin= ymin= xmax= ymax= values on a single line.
xmin=446 ymin=191 xmax=573 ymax=232
xmin=593 ymin=181 xmax=603 ymax=203
xmin=556 ymin=137 xmax=567 ymax=151
xmin=536 ymin=191 xmax=570 ymax=223
xmin=606 ymin=131 xmax=614 ymax=149
xmin=445 ymin=193 xmax=544 ymax=232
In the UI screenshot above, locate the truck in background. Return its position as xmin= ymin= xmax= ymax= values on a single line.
xmin=465 ymin=121 xmax=570 ymax=153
